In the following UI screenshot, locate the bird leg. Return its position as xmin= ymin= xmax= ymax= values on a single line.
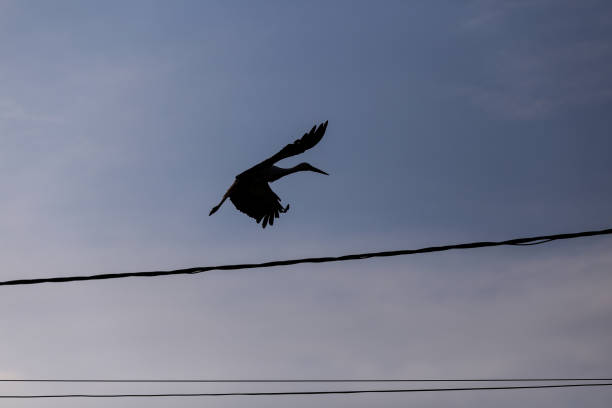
xmin=209 ymin=199 xmax=225 ymax=216
xmin=209 ymin=180 xmax=237 ymax=216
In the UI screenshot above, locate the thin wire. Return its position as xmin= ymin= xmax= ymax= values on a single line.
xmin=1 ymin=227 xmax=610 ymax=286
xmin=1 ymin=382 xmax=611 ymax=398
xmin=511 ymin=238 xmax=555 ymax=246
xmin=2 ymin=378 xmax=612 ymax=383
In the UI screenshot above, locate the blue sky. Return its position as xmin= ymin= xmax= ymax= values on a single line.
xmin=1 ymin=1 xmax=611 ymax=407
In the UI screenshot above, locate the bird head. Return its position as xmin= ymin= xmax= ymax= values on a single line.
xmin=297 ymin=162 xmax=329 ymax=175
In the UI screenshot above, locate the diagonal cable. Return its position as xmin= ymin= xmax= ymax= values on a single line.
xmin=1 ymin=227 xmax=610 ymax=287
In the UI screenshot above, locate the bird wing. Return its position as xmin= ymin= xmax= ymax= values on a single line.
xmin=229 ymin=179 xmax=288 ymax=228
xmin=238 ymin=120 xmax=328 ymax=178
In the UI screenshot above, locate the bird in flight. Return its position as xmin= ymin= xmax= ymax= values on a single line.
xmin=209 ymin=121 xmax=329 ymax=228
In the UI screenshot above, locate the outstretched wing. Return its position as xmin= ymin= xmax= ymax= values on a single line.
xmin=229 ymin=179 xmax=289 ymax=228
xmin=238 ymin=120 xmax=328 ymax=177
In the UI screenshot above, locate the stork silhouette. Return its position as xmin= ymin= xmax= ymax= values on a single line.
xmin=209 ymin=121 xmax=329 ymax=228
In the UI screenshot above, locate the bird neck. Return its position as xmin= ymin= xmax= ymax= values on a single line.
xmin=267 ymin=164 xmax=306 ymax=182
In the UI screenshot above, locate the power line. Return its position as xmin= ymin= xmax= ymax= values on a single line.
xmin=2 ymin=378 xmax=612 ymax=383
xmin=1 ymin=382 xmax=611 ymax=398
xmin=1 ymin=227 xmax=610 ymax=287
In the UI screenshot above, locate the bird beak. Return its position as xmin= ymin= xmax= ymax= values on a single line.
xmin=309 ymin=165 xmax=329 ymax=175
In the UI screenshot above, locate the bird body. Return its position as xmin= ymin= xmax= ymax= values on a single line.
xmin=209 ymin=121 xmax=329 ymax=228
xmin=228 ymin=178 xmax=288 ymax=227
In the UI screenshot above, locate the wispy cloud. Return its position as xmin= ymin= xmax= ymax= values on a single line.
xmin=462 ymin=0 xmax=542 ymax=29
xmin=458 ymin=2 xmax=612 ymax=119
xmin=0 ymin=98 xmax=62 ymax=123
xmin=461 ymin=42 xmax=612 ymax=119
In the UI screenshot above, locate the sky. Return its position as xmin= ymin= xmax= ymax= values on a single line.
xmin=1 ymin=0 xmax=611 ymax=406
